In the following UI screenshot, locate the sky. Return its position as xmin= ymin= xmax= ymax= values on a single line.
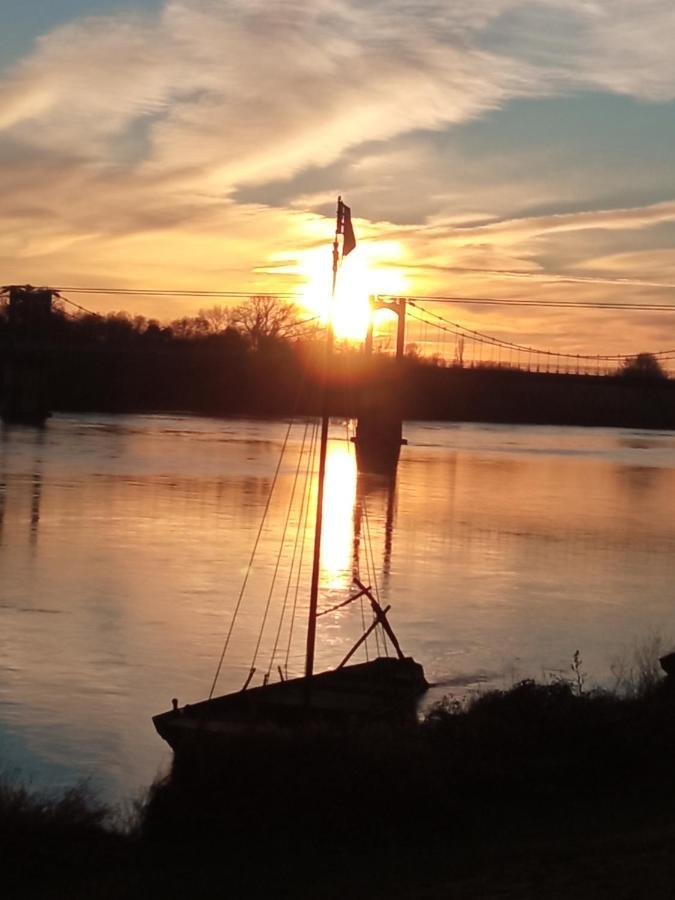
xmin=1 ymin=0 xmax=675 ymax=353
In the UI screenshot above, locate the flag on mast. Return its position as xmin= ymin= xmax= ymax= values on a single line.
xmin=337 ymin=199 xmax=356 ymax=257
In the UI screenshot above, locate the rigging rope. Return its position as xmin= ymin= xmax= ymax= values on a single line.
xmin=283 ymin=419 xmax=319 ymax=675
xmin=344 ymin=419 xmax=371 ymax=661
xmin=208 ymin=417 xmax=296 ymax=698
xmin=361 ymin=476 xmax=389 ymax=657
xmin=264 ymin=420 xmax=313 ymax=679
xmin=249 ymin=420 xmax=312 ymax=676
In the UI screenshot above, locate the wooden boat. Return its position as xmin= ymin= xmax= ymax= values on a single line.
xmin=154 ymin=656 xmax=427 ymax=753
xmin=153 ymin=199 xmax=427 ymax=758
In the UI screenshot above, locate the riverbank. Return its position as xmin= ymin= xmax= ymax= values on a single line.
xmin=5 ymin=674 xmax=675 ymax=898
xmin=50 ymin=354 xmax=675 ymax=431
xmin=3 ymin=325 xmax=671 ymax=430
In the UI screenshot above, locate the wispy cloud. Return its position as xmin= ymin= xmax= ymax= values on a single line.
xmin=11 ymin=1 xmax=675 ymax=178
xmin=0 ymin=1 xmax=674 ymax=351
xmin=437 ymin=200 xmax=675 ymax=245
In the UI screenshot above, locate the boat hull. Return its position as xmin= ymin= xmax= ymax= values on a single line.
xmin=153 ymin=657 xmax=428 ymax=757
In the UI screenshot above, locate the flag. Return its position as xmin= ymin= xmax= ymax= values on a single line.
xmin=338 ymin=199 xmax=356 ymax=257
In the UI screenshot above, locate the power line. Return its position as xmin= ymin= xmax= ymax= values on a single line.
xmin=8 ymin=282 xmax=675 ymax=312
xmin=6 ymin=283 xmax=675 ymax=360
xmin=379 ymin=294 xmax=675 ymax=312
xmin=23 ymin=284 xmax=675 ymax=312
xmin=52 ymin=287 xmax=303 ymax=299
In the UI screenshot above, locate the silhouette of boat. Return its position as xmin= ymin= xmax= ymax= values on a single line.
xmin=153 ymin=200 xmax=427 ymax=757
xmin=154 ymin=654 xmax=427 ymax=753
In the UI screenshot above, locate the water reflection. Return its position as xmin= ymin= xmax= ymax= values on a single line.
xmin=0 ymin=426 xmax=45 ymax=550
xmin=1 ymin=415 xmax=675 ymax=802
xmin=0 ymin=478 xmax=5 ymax=547
xmin=617 ymin=433 xmax=675 ymax=452
xmin=29 ymin=434 xmax=45 ymax=548
xmin=319 ymin=441 xmax=399 ymax=592
xmin=614 ymin=464 xmax=665 ymax=495
xmin=320 ymin=442 xmax=357 ymax=589
xmin=353 ymin=471 xmax=397 ymax=586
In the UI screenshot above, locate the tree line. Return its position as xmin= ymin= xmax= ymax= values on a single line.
xmin=0 ymin=291 xmax=669 ymax=380
xmin=1 ymin=293 xmax=672 ymax=427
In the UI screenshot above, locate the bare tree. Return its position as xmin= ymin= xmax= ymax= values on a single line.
xmin=170 ymin=315 xmax=210 ymax=339
xmin=198 ymin=304 xmax=231 ymax=335
xmin=227 ymin=295 xmax=303 ymax=348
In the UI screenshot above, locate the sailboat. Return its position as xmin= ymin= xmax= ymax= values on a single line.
xmin=153 ymin=199 xmax=428 ymax=758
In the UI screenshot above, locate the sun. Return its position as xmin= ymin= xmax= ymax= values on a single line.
xmin=297 ymin=241 xmax=408 ymax=342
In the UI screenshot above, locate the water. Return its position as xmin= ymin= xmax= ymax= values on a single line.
xmin=1 ymin=413 xmax=675 ymax=802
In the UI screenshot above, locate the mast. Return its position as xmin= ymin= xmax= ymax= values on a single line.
xmin=304 ymin=197 xmax=341 ymax=678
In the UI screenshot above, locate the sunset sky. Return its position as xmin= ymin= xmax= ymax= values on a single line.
xmin=2 ymin=1 xmax=675 ymax=353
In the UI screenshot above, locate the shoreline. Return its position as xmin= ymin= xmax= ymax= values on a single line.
xmin=5 ymin=672 xmax=675 ymax=898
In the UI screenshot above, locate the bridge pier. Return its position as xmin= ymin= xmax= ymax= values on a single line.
xmin=354 ymin=392 xmax=406 ymax=473
xmin=1 ymin=287 xmax=53 ymax=426
xmin=353 ymin=297 xmax=407 ymax=474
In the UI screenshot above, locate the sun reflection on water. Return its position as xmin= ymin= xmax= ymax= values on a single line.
xmin=320 ymin=440 xmax=357 ymax=590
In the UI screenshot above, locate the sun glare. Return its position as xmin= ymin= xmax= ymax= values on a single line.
xmin=298 ymin=242 xmax=408 ymax=342
xmin=320 ymin=441 xmax=357 ymax=589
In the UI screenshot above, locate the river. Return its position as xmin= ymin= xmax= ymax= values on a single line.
xmin=1 ymin=413 xmax=675 ymax=802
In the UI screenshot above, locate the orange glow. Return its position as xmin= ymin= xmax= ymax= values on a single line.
xmin=298 ymin=241 xmax=408 ymax=341
xmin=320 ymin=441 xmax=357 ymax=588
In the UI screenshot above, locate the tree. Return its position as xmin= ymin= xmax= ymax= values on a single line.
xmin=619 ymin=352 xmax=668 ymax=381
xmin=226 ymin=296 xmax=303 ymax=349
xmin=103 ymin=312 xmax=135 ymax=343
xmin=198 ymin=304 xmax=231 ymax=335
xmin=169 ymin=315 xmax=211 ymax=340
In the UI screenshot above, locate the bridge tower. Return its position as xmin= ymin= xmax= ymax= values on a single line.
xmin=1 ymin=286 xmax=54 ymax=425
xmin=353 ymin=296 xmax=408 ymax=473
xmin=364 ymin=297 xmax=407 ymax=360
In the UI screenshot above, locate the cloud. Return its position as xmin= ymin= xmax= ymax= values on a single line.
xmin=0 ymin=0 xmax=674 ymax=353
xmin=2 ymin=1 xmax=675 ymax=180
xmin=0 ymin=13 xmax=173 ymax=144
xmin=576 ymin=248 xmax=675 ymax=283
xmin=577 ymin=1 xmax=675 ymax=100
xmin=1 ymin=1 xmax=674 ymax=192
xmin=438 ymin=200 xmax=675 ymax=245
xmin=480 ymin=1 xmax=675 ymax=102
xmin=0 ymin=1 xmax=531 ymax=177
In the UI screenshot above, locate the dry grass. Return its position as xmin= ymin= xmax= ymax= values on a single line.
xmin=4 ymin=661 xmax=675 ymax=898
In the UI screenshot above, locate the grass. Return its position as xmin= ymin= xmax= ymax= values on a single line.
xmin=5 ymin=661 xmax=675 ymax=898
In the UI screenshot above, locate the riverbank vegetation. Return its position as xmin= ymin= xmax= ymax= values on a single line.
xmin=2 ymin=297 xmax=675 ymax=429
xmin=5 ymin=656 xmax=675 ymax=899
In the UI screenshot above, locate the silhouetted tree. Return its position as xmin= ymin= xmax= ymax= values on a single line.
xmin=169 ymin=315 xmax=210 ymax=340
xmin=199 ymin=305 xmax=231 ymax=335
xmin=227 ymin=296 xmax=302 ymax=349
xmin=619 ymin=353 xmax=668 ymax=381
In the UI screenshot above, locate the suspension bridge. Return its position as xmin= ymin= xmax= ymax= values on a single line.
xmin=1 ymin=284 xmax=675 ymax=439
xmin=372 ymin=296 xmax=675 ymax=378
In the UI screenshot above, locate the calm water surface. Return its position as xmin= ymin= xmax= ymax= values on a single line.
xmin=1 ymin=414 xmax=675 ymax=801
